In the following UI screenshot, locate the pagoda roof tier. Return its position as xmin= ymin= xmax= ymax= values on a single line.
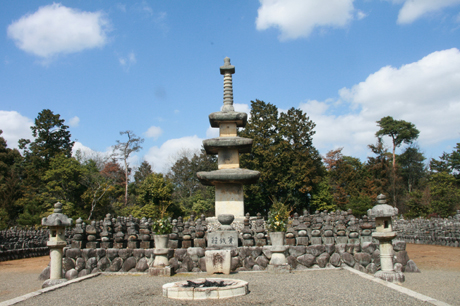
xmin=203 ymin=137 xmax=253 ymax=154
xmin=209 ymin=111 xmax=247 ymax=127
xmin=197 ymin=169 xmax=260 ymax=186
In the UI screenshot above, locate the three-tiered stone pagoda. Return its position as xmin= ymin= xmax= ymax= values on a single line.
xmin=197 ymin=58 xmax=260 ymax=218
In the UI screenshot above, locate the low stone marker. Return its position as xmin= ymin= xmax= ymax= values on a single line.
xmin=205 ymin=249 xmax=231 ymax=275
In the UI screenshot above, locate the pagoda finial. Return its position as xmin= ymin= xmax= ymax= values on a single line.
xmin=220 ymin=57 xmax=235 ymax=112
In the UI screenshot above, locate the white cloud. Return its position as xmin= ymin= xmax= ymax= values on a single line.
xmin=393 ymin=0 xmax=460 ymax=24
xmin=0 ymin=111 xmax=33 ymax=149
xmin=256 ymin=0 xmax=355 ymax=40
xmin=144 ymin=136 xmax=203 ymax=173
xmin=145 ymin=126 xmax=163 ymax=140
xmin=7 ymin=3 xmax=109 ymax=59
xmin=301 ymin=48 xmax=460 ymax=158
xmin=118 ymin=51 xmax=137 ymax=68
xmin=206 ymin=127 xmax=219 ymax=138
xmin=68 ymin=116 xmax=80 ymax=127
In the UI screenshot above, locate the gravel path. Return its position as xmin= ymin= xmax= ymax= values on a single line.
xmin=12 ymin=270 xmax=430 ymax=306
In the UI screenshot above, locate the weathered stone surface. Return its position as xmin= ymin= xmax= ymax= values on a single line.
xmin=75 ymin=257 xmax=85 ymax=272
xmin=404 ymin=260 xmax=421 ymax=273
xmin=135 ymin=257 xmax=149 ymax=272
xmin=97 ymin=256 xmax=111 ymax=271
xmin=345 ymin=243 xmax=361 ymax=254
xmin=106 ymin=249 xmax=118 ymax=261
xmin=286 ymin=256 xmax=297 ymax=269
xmin=144 ymin=249 xmax=155 ymax=258
xmin=289 ymin=246 xmax=306 ymax=257
xmin=66 ymin=248 xmax=81 ymax=259
xmin=96 ymin=248 xmax=106 ymax=261
xmin=262 ymin=247 xmax=272 ymax=259
xmin=316 ymin=253 xmax=330 ymax=268
xmin=353 ymin=263 xmax=367 ymax=273
xmin=86 ymin=257 xmax=97 ymax=270
xmin=118 ymin=249 xmax=132 ymax=260
xmin=209 ymin=111 xmax=247 ymax=128
xmin=252 ymin=264 xmax=262 ymax=271
xmin=341 ymin=252 xmax=355 ymax=267
xmin=91 ymin=268 xmax=101 ymax=274
xmin=394 ymin=262 xmax=403 ymax=273
xmin=256 ymin=255 xmax=269 ymax=269
xmin=325 ymin=244 xmax=335 ymax=255
xmin=65 ymin=268 xmax=78 ymax=280
xmin=354 ymin=252 xmax=372 ymax=267
xmin=394 ymin=251 xmax=410 ymax=266
xmin=335 ymin=244 xmax=346 ymax=254
xmin=82 ymin=248 xmax=96 ymax=261
xmin=187 ymin=247 xmax=205 ymax=260
xmin=63 ymin=257 xmax=75 ymax=271
xmin=108 ymin=257 xmax=123 ymax=272
xmin=306 ymin=245 xmax=326 ymax=257
xmin=297 ymin=254 xmax=315 ymax=267
xmin=133 ymin=249 xmax=145 ymax=260
xmin=367 ymin=263 xmax=378 ymax=274
xmin=231 ymin=257 xmax=240 ymax=271
xmin=38 ymin=266 xmax=50 ymax=280
xmin=372 ymin=249 xmax=381 ymax=266
xmin=199 ymin=257 xmax=207 ymax=271
xmin=180 ymin=255 xmax=194 ymax=272
xmin=174 ymin=249 xmax=187 ymax=261
xmin=236 ymin=267 xmax=248 ymax=272
xmin=393 ymin=240 xmax=406 ymax=251
xmin=231 ymin=248 xmax=239 ymax=257
xmin=78 ymin=268 xmax=90 ymax=277
xmin=361 ymin=242 xmax=377 ymax=254
xmin=197 ymin=169 xmax=260 ymax=186
xmin=329 ymin=253 xmax=342 ymax=267
xmin=203 ymin=137 xmax=253 ymax=154
xmin=243 ymin=256 xmax=256 ymax=269
xmin=122 ymin=256 xmax=137 ymax=272
xmin=250 ymin=247 xmax=263 ymax=258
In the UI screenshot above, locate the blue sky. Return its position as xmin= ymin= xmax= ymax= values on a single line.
xmin=1 ymin=0 xmax=460 ymax=172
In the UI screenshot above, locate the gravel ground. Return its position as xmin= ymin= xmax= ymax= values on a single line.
xmin=403 ymin=269 xmax=460 ymax=306
xmin=14 ymin=269 xmax=428 ymax=306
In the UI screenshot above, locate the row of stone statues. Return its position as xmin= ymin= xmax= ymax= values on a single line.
xmin=394 ymin=210 xmax=460 ymax=247
xmin=0 ymin=228 xmax=49 ymax=251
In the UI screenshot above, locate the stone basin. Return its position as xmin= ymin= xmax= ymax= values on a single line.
xmin=162 ymin=278 xmax=249 ymax=300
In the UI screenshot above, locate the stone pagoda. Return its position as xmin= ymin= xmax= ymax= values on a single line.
xmin=197 ymin=57 xmax=260 ymax=218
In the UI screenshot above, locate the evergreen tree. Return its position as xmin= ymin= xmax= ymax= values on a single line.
xmin=239 ymin=100 xmax=324 ymax=214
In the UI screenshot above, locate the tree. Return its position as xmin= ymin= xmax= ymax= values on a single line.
xmin=397 ymin=145 xmax=426 ymax=193
xmin=132 ymin=173 xmax=174 ymax=219
xmin=239 ymin=100 xmax=324 ymax=214
xmin=42 ymin=154 xmax=86 ymax=219
xmin=167 ymin=150 xmax=216 ymax=215
xmin=0 ymin=130 xmax=22 ymax=228
xmin=16 ymin=109 xmax=74 ymax=225
xmin=113 ymin=131 xmax=144 ymax=206
xmin=365 ymin=139 xmax=391 ymax=200
xmin=430 ymin=143 xmax=460 ymax=179
xmin=429 ymin=172 xmax=460 ymax=217
xmin=376 ymin=116 xmax=419 ymax=206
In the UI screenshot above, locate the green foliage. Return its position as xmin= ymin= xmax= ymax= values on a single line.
xmin=167 ymin=150 xmax=216 ymax=216
xmin=347 ymin=194 xmax=374 ymax=218
xmin=266 ymin=197 xmax=292 ymax=232
xmin=151 ymin=217 xmax=172 ymax=235
xmin=397 ymin=145 xmax=426 ymax=193
xmin=376 ymin=116 xmax=420 ymax=152
xmin=240 ymin=100 xmax=324 ymax=214
xmin=310 ymin=176 xmax=335 ymax=212
xmin=135 ymin=173 xmax=173 ymax=219
xmin=428 ymin=172 xmax=460 ymax=217
xmin=404 ymin=190 xmax=430 ymax=218
xmin=430 ymin=143 xmax=460 ymax=179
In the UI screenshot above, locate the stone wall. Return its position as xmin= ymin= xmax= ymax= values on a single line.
xmin=54 ymin=240 xmax=418 ymax=281
xmin=394 ymin=211 xmax=460 ymax=247
xmin=0 ymin=228 xmax=50 ymax=261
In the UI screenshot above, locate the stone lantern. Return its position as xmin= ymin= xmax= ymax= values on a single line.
xmin=41 ymin=202 xmax=73 ymax=288
xmin=368 ymin=194 xmax=404 ymax=283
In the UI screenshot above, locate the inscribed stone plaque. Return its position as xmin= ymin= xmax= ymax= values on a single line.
xmin=207 ymin=231 xmax=238 ymax=248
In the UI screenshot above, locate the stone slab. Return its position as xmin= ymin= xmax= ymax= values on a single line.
xmin=207 ymin=231 xmax=238 ymax=248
